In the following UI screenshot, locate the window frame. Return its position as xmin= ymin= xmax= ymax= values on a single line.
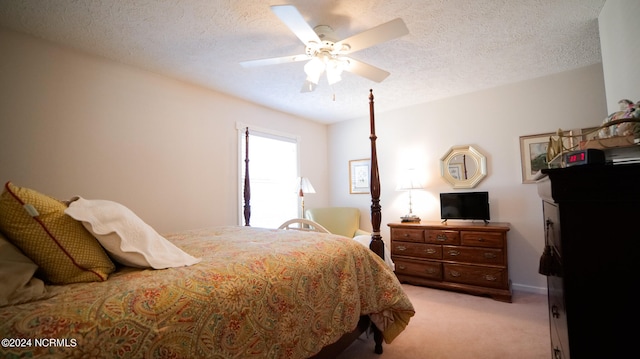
xmin=236 ymin=122 xmax=301 ymax=226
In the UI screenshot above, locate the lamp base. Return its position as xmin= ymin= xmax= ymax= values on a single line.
xmin=400 ymin=214 xmax=421 ymax=223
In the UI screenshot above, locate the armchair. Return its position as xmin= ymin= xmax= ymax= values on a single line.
xmin=306 ymin=207 xmax=394 ymax=270
xmin=304 ymin=207 xmax=369 ymax=238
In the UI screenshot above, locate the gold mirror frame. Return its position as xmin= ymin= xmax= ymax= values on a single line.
xmin=440 ymin=145 xmax=487 ymax=189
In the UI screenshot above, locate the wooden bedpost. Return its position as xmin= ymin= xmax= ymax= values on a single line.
xmin=243 ymin=127 xmax=251 ymax=226
xmin=368 ymin=90 xmax=384 ymax=260
xmin=369 ymin=90 xmax=384 ymax=355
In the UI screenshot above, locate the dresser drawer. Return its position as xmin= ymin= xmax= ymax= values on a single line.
xmin=442 ymin=245 xmax=505 ymax=265
xmin=392 ymin=242 xmax=442 ymax=259
xmin=443 ymin=263 xmax=508 ymax=289
xmin=391 ymin=228 xmax=424 ymax=242
xmin=548 ymin=275 xmax=569 ymax=358
xmin=460 ymin=231 xmax=504 ymax=248
xmin=395 ymin=259 xmax=442 ymax=280
xmin=425 ymin=230 xmax=460 ymax=245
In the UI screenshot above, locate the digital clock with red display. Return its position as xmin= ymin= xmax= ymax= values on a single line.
xmin=563 ymin=149 xmax=605 ymax=167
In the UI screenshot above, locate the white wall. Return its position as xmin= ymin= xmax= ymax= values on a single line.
xmin=328 ymin=64 xmax=607 ymax=293
xmin=0 ymin=28 xmax=329 ymax=233
xmin=599 ymin=0 xmax=640 ymax=113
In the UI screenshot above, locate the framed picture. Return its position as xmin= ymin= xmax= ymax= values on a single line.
xmin=448 ymin=163 xmax=463 ymax=180
xmin=519 ymin=131 xmax=573 ymax=184
xmin=349 ymin=159 xmax=370 ymax=194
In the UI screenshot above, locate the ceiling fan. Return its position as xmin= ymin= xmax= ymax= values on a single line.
xmin=239 ymin=4 xmax=409 ymax=92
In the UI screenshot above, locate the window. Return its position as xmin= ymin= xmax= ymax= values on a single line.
xmin=239 ymin=126 xmax=298 ymax=228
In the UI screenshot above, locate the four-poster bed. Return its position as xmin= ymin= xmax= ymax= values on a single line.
xmin=242 ymin=89 xmax=391 ymax=356
xmin=0 ymin=91 xmax=413 ymax=359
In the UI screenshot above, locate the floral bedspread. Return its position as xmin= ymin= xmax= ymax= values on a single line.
xmin=0 ymin=226 xmax=414 ymax=359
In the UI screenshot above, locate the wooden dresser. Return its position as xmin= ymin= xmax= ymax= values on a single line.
xmin=388 ymin=221 xmax=511 ymax=302
xmin=538 ymin=164 xmax=639 ymax=359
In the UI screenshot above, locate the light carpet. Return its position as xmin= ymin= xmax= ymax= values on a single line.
xmin=337 ymin=284 xmax=550 ymax=359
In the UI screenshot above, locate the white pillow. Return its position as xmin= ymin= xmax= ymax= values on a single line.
xmin=353 ymin=235 xmax=395 ymax=271
xmin=64 ymin=197 xmax=200 ymax=269
xmin=0 ymin=233 xmax=50 ymax=306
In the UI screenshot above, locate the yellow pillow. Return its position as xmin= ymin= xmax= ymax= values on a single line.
xmin=0 ymin=182 xmax=115 ymax=284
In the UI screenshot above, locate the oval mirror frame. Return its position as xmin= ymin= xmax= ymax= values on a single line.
xmin=440 ymin=145 xmax=487 ymax=189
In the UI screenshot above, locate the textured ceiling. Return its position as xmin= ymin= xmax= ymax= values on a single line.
xmin=0 ymin=0 xmax=606 ymax=123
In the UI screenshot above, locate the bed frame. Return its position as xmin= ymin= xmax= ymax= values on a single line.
xmin=243 ymin=89 xmax=385 ymax=356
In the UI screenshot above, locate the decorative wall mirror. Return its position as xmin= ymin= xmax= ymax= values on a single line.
xmin=440 ymin=145 xmax=487 ymax=189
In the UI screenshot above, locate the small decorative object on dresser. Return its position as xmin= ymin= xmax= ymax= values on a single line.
xmin=388 ymin=221 xmax=511 ymax=302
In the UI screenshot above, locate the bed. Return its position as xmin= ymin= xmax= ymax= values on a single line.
xmin=0 ymin=90 xmax=414 ymax=358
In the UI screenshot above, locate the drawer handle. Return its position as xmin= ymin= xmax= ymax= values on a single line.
xmin=398 ymin=265 xmax=406 ymax=270
xmin=449 ymin=270 xmax=461 ymax=277
xmin=425 ymin=268 xmax=436 ymax=274
xmin=396 ymin=245 xmax=407 ymax=251
xmin=403 ymin=233 xmax=411 ymax=237
xmin=436 ymin=234 xmax=447 ymax=241
xmin=448 ymin=250 xmax=460 ymax=256
xmin=484 ymin=252 xmax=497 ymax=259
xmin=484 ymin=274 xmax=497 ymax=281
xmin=425 ymin=248 xmax=436 ymax=254
xmin=477 ymin=237 xmax=485 ymax=242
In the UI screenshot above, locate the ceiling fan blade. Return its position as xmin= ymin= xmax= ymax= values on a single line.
xmin=344 ymin=58 xmax=390 ymax=83
xmin=336 ymin=18 xmax=409 ymax=54
xmin=240 ymin=54 xmax=309 ymax=68
xmin=271 ymin=5 xmax=321 ymax=45
xmin=300 ymin=80 xmax=317 ymax=93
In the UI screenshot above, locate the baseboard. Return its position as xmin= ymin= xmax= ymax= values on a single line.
xmin=512 ymin=283 xmax=547 ymax=295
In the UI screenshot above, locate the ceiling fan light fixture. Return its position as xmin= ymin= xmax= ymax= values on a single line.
xmin=326 ymin=58 xmax=345 ymax=85
xmin=240 ymin=5 xmax=409 ymax=92
xmin=326 ymin=70 xmax=341 ymax=85
xmin=304 ymin=57 xmax=325 ymax=84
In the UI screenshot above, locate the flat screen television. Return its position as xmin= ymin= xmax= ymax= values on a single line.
xmin=440 ymin=191 xmax=490 ymax=223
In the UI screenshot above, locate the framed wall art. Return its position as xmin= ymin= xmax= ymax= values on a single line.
xmin=519 ymin=131 xmax=573 ymax=183
xmin=349 ymin=159 xmax=370 ymax=194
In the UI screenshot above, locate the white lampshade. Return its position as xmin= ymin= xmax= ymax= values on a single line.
xmin=296 ymin=177 xmax=316 ymax=195
xmin=397 ymin=169 xmax=423 ymax=191
xmin=304 ymin=57 xmax=325 ymax=85
xmin=305 ymin=54 xmax=348 ymax=86
xmin=326 ymin=58 xmax=345 ymax=85
xmin=296 ymin=177 xmax=315 ymax=218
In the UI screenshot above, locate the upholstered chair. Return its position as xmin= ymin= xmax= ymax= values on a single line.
xmin=304 ymin=207 xmax=370 ymax=238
